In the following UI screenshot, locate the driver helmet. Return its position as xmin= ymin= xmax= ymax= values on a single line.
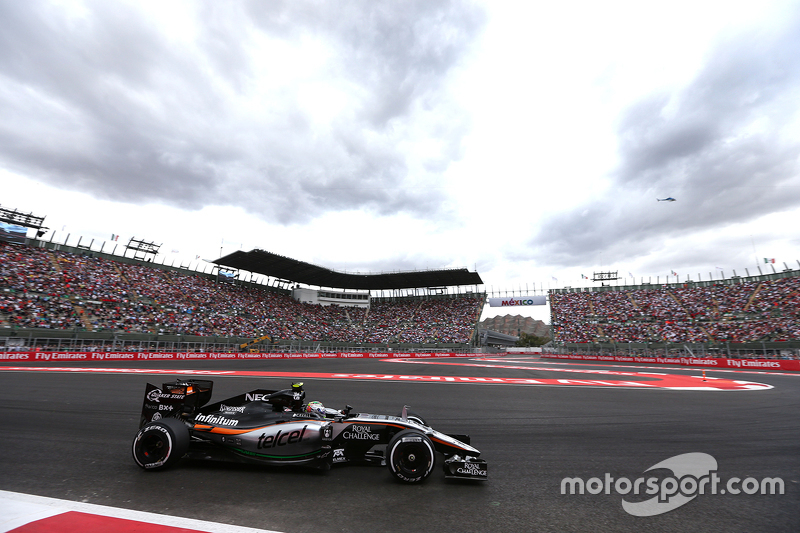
xmin=305 ymin=401 xmax=326 ymax=417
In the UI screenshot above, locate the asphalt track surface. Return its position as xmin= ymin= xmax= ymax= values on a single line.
xmin=0 ymin=356 xmax=798 ymax=533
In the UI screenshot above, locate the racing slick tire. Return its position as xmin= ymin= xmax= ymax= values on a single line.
xmin=387 ymin=429 xmax=436 ymax=483
xmin=396 ymin=410 xmax=428 ymax=427
xmin=132 ymin=417 xmax=190 ymax=470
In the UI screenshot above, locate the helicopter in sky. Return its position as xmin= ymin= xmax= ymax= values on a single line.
xmin=657 ymin=197 xmax=676 ymax=202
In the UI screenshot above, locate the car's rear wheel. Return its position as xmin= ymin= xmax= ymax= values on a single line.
xmin=132 ymin=418 xmax=190 ymax=470
xmin=387 ymin=429 xmax=435 ymax=483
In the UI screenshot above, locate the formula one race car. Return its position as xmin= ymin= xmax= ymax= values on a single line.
xmin=132 ymin=380 xmax=487 ymax=483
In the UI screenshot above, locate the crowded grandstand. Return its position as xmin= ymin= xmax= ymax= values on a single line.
xmin=0 ymin=240 xmax=485 ymax=352
xmin=3 ymin=222 xmax=800 ymax=358
xmin=550 ymin=276 xmax=800 ymax=344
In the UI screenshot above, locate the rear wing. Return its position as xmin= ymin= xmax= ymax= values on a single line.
xmin=139 ymin=379 xmax=214 ymax=428
xmin=139 ymin=380 xmax=307 ymax=427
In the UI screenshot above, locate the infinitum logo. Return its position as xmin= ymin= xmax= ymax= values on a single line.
xmin=560 ymin=453 xmax=784 ymax=516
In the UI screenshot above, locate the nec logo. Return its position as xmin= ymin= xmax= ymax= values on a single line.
xmin=246 ymin=393 xmax=268 ymax=401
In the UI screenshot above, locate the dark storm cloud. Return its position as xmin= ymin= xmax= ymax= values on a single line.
xmin=0 ymin=0 xmax=485 ymax=223
xmin=0 ymin=1 xmax=231 ymax=206
xmin=527 ymin=15 xmax=800 ymax=266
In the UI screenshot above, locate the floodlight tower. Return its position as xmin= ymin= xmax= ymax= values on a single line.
xmin=0 ymin=205 xmax=48 ymax=237
xmin=125 ymin=238 xmax=161 ymax=261
xmin=592 ymin=271 xmax=620 ymax=286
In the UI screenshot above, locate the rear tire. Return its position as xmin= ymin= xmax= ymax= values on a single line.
xmin=387 ymin=429 xmax=435 ymax=483
xmin=132 ymin=418 xmax=190 ymax=470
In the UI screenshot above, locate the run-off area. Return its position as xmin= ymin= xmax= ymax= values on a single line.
xmin=0 ymin=355 xmax=777 ymax=391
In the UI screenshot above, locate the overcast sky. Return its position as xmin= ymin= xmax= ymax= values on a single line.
xmin=3 ymin=0 xmax=800 ymax=323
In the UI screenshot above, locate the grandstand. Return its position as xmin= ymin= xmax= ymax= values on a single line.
xmin=214 ymin=249 xmax=483 ymax=291
xmin=3 ymin=210 xmax=800 ymax=361
xmin=0 ymin=238 xmax=485 ymax=353
xmin=549 ymin=274 xmax=800 ymax=359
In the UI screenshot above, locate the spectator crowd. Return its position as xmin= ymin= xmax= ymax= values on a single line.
xmin=0 ymin=242 xmax=482 ymax=345
xmin=550 ymin=277 xmax=800 ymax=343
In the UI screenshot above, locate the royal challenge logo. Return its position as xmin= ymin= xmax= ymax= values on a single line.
xmin=561 ymin=453 xmax=784 ymax=516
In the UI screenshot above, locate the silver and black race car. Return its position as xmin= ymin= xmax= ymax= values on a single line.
xmin=132 ymin=379 xmax=487 ymax=483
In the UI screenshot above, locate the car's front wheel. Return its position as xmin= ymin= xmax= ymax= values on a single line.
xmin=396 ymin=409 xmax=428 ymax=427
xmin=386 ymin=429 xmax=436 ymax=483
xmin=132 ymin=417 xmax=190 ymax=470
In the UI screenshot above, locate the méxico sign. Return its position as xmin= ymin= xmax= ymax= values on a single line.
xmin=488 ymin=296 xmax=546 ymax=307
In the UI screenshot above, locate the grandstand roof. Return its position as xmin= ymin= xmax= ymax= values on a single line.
xmin=213 ymin=249 xmax=484 ymax=290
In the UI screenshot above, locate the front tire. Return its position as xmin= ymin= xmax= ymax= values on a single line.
xmin=132 ymin=418 xmax=190 ymax=470
xmin=387 ymin=429 xmax=435 ymax=483
xmin=397 ymin=409 xmax=428 ymax=427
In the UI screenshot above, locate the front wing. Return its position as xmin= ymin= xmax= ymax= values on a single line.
xmin=443 ymin=455 xmax=489 ymax=480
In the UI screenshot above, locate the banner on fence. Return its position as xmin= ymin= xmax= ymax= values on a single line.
xmin=541 ymin=354 xmax=800 ymax=371
xmin=0 ymin=352 xmax=474 ymax=362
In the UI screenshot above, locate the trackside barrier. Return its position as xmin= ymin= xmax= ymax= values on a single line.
xmin=541 ymin=354 xmax=800 ymax=372
xmin=0 ymin=352 xmax=475 ymax=362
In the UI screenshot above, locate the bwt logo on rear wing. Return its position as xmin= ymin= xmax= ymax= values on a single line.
xmin=138 ymin=380 xmax=214 ymax=427
xmin=140 ymin=383 xmax=187 ymax=427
